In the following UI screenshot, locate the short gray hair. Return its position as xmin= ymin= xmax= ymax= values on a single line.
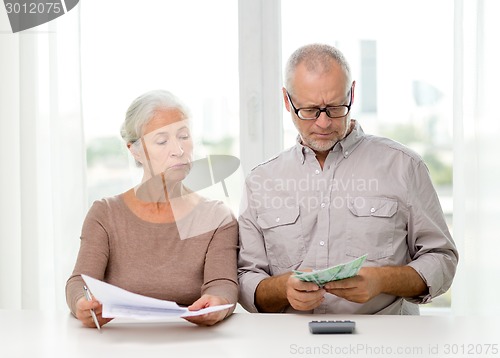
xmin=120 ymin=89 xmax=190 ymax=144
xmin=284 ymin=43 xmax=351 ymax=93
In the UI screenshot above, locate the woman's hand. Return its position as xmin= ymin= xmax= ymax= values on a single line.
xmin=183 ymin=294 xmax=233 ymax=326
xmin=75 ymin=296 xmax=113 ymax=328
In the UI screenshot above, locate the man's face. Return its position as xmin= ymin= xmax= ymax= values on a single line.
xmin=284 ymin=62 xmax=354 ymax=154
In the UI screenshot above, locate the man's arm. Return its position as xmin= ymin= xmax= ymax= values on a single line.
xmin=404 ymin=161 xmax=458 ymax=302
xmin=324 ymin=265 xmax=427 ymax=303
xmin=255 ymin=272 xmax=326 ymax=312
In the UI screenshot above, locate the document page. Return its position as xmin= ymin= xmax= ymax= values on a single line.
xmin=81 ymin=275 xmax=233 ymax=320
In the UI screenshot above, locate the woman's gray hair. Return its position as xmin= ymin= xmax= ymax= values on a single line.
xmin=284 ymin=43 xmax=352 ymax=94
xmin=120 ymin=89 xmax=191 ymax=144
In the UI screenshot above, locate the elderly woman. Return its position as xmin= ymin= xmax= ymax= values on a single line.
xmin=66 ymin=90 xmax=238 ymax=327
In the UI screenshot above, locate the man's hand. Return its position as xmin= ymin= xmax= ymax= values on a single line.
xmin=255 ymin=265 xmax=427 ymax=311
xmin=324 ymin=266 xmax=427 ymax=303
xmin=286 ymin=275 xmax=326 ymax=311
xmin=255 ymin=271 xmax=326 ymax=312
xmin=323 ymin=267 xmax=382 ymax=303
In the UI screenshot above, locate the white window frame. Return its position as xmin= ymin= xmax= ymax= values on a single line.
xmin=238 ymin=0 xmax=283 ymax=175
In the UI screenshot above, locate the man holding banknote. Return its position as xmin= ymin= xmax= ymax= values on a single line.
xmin=237 ymin=43 xmax=458 ymax=314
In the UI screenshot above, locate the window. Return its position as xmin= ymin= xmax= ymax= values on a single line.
xmin=81 ymin=0 xmax=241 ymax=213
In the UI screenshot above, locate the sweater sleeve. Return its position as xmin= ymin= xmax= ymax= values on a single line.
xmin=65 ymin=200 xmax=110 ymax=316
xmin=201 ymin=206 xmax=239 ymax=312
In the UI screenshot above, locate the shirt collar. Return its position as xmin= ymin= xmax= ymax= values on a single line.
xmin=294 ymin=120 xmax=365 ymax=164
xmin=339 ymin=120 xmax=365 ymax=158
xmin=295 ymin=136 xmax=308 ymax=164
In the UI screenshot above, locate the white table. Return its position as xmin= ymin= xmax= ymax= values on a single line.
xmin=1 ymin=310 xmax=499 ymax=358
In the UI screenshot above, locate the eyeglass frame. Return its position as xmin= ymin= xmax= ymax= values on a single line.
xmin=285 ymin=85 xmax=353 ymax=120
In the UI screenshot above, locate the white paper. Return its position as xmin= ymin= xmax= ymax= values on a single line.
xmin=81 ymin=274 xmax=233 ymax=320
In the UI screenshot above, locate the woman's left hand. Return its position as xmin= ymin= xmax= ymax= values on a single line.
xmin=183 ymin=294 xmax=232 ymax=326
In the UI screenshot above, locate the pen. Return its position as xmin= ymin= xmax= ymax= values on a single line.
xmin=83 ymin=285 xmax=101 ymax=332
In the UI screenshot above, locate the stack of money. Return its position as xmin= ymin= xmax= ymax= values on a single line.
xmin=293 ymin=254 xmax=368 ymax=286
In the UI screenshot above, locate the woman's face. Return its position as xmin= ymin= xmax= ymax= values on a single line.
xmin=132 ymin=108 xmax=193 ymax=183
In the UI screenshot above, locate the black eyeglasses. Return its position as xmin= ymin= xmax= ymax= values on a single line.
xmin=286 ymin=88 xmax=352 ymax=120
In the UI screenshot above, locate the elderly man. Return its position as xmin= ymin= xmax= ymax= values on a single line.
xmin=238 ymin=43 xmax=458 ymax=314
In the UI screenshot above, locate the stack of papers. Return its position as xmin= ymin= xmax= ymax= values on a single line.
xmin=293 ymin=254 xmax=368 ymax=286
xmin=81 ymin=275 xmax=233 ymax=320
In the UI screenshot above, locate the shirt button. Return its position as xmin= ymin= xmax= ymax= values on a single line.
xmin=345 ymin=151 xmax=349 ymax=155
xmin=370 ymin=207 xmax=375 ymax=213
xmin=321 ymin=203 xmax=326 ymax=208
xmin=319 ymin=241 xmax=325 ymax=246
xmin=275 ymin=217 xmax=280 ymax=223
xmin=315 ymin=169 xmax=320 ymax=175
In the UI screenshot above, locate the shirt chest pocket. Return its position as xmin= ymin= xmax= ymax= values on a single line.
xmin=257 ymin=207 xmax=304 ymax=270
xmin=346 ymin=197 xmax=398 ymax=261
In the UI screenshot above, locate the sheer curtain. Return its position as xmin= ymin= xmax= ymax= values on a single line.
xmin=0 ymin=6 xmax=85 ymax=310
xmin=452 ymin=0 xmax=500 ymax=315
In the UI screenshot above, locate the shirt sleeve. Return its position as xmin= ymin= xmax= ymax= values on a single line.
xmin=237 ymin=178 xmax=273 ymax=313
xmin=405 ymin=160 xmax=459 ymax=303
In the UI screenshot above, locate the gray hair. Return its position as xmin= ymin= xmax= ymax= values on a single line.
xmin=120 ymin=89 xmax=190 ymax=144
xmin=284 ymin=43 xmax=352 ymax=93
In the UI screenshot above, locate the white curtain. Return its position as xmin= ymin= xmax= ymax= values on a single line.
xmin=0 ymin=6 xmax=86 ymax=309
xmin=452 ymin=0 xmax=500 ymax=315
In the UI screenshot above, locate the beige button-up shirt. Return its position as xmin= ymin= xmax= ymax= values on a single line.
xmin=238 ymin=121 xmax=458 ymax=314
